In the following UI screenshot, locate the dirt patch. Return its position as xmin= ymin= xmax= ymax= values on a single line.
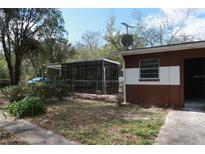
xmin=75 ymin=93 xmax=117 ymax=103
xmin=0 ymin=97 xmax=9 ymax=105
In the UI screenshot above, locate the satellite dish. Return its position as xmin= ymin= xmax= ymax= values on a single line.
xmin=121 ymin=34 xmax=133 ymax=48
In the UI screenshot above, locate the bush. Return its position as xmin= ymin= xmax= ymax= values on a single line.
xmin=0 ymin=85 xmax=30 ymax=102
xmin=29 ymin=82 xmax=71 ymax=100
xmin=52 ymin=82 xmax=71 ymax=99
xmin=1 ymin=82 xmax=71 ymax=103
xmin=116 ymin=93 xmax=124 ymax=106
xmin=8 ymin=96 xmax=46 ymax=118
xmin=28 ymin=82 xmax=50 ymax=100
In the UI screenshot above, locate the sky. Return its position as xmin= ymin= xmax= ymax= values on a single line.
xmin=61 ymin=8 xmax=158 ymax=44
xmin=61 ymin=8 xmax=205 ymax=45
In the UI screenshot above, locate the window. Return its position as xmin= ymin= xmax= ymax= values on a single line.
xmin=139 ymin=58 xmax=159 ymax=81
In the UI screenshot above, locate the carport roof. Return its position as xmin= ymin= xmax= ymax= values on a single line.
xmin=113 ymin=41 xmax=205 ymax=56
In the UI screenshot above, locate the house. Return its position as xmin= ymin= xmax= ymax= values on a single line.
xmin=115 ymin=41 xmax=205 ymax=108
xmin=61 ymin=58 xmax=119 ymax=94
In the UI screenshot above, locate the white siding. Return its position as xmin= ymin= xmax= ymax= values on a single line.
xmin=169 ymin=66 xmax=180 ymax=85
xmin=125 ymin=66 xmax=180 ymax=85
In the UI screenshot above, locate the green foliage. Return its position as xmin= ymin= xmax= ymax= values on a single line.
xmin=28 ymin=83 xmax=50 ymax=100
xmin=29 ymin=82 xmax=71 ymax=100
xmin=0 ymin=9 xmax=67 ymax=85
xmin=137 ymin=140 xmax=153 ymax=145
xmin=21 ymin=62 xmax=36 ymax=82
xmin=70 ymin=48 xmax=96 ymax=61
xmin=0 ymin=85 xmax=30 ymax=102
xmin=1 ymin=82 xmax=71 ymax=102
xmin=23 ymin=38 xmax=74 ymax=79
xmin=0 ymin=54 xmax=9 ymax=79
xmin=81 ymin=31 xmax=102 ymax=52
xmin=51 ymin=82 xmax=71 ymax=99
xmin=118 ymin=119 xmax=163 ymax=143
xmin=8 ymin=96 xmax=46 ymax=118
xmin=104 ymin=15 xmax=123 ymax=50
xmin=134 ymin=130 xmax=146 ymax=137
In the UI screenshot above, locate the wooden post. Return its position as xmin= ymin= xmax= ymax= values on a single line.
xmin=71 ymin=64 xmax=75 ymax=98
xmin=102 ymin=61 xmax=106 ymax=95
xmin=72 ymin=78 xmax=74 ymax=98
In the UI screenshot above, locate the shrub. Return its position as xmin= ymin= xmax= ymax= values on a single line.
xmin=1 ymin=82 xmax=71 ymax=103
xmin=8 ymin=96 xmax=46 ymax=118
xmin=28 ymin=82 xmax=50 ymax=100
xmin=52 ymin=82 xmax=71 ymax=99
xmin=29 ymin=82 xmax=71 ymax=100
xmin=116 ymin=93 xmax=124 ymax=106
xmin=0 ymin=85 xmax=30 ymax=102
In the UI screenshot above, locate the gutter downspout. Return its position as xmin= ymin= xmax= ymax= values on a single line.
xmin=122 ymin=55 xmax=126 ymax=103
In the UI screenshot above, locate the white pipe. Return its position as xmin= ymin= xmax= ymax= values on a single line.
xmin=122 ymin=55 xmax=126 ymax=103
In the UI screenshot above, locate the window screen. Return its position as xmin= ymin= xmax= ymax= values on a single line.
xmin=139 ymin=58 xmax=159 ymax=80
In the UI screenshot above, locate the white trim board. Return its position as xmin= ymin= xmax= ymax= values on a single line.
xmin=125 ymin=66 xmax=180 ymax=85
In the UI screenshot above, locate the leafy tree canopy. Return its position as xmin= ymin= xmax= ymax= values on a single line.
xmin=0 ymin=8 xmax=67 ymax=85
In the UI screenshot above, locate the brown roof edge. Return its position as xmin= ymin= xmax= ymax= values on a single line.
xmin=113 ymin=41 xmax=205 ymax=56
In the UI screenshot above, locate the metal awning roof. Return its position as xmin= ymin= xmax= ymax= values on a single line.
xmin=43 ymin=63 xmax=61 ymax=70
xmin=62 ymin=58 xmax=120 ymax=65
xmin=43 ymin=58 xmax=120 ymax=70
xmin=113 ymin=41 xmax=205 ymax=56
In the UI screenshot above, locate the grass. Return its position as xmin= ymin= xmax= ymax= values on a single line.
xmin=0 ymin=128 xmax=27 ymax=145
xmin=27 ymin=98 xmax=167 ymax=145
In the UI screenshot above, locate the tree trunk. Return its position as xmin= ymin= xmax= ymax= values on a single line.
xmin=4 ymin=55 xmax=21 ymax=85
xmin=7 ymin=62 xmax=15 ymax=85
xmin=14 ymin=52 xmax=22 ymax=85
xmin=1 ymin=31 xmax=16 ymax=85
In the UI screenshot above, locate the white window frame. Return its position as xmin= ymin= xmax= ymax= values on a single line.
xmin=139 ymin=58 xmax=160 ymax=81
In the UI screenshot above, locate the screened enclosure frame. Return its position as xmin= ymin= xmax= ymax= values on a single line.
xmin=61 ymin=59 xmax=120 ymax=94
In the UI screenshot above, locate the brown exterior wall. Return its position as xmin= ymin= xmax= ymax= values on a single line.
xmin=124 ymin=48 xmax=205 ymax=108
xmin=126 ymin=85 xmax=181 ymax=107
xmin=124 ymin=51 xmax=181 ymax=68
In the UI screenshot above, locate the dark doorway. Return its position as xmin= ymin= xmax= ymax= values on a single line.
xmin=184 ymin=58 xmax=205 ymax=100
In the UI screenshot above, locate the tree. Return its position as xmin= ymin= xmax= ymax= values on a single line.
xmin=0 ymin=8 xmax=66 ymax=85
xmin=70 ymin=31 xmax=102 ymax=61
xmin=104 ymin=15 xmax=123 ymax=50
xmin=132 ymin=9 xmax=198 ymax=47
xmin=44 ymin=38 xmax=73 ymax=63
xmin=81 ymin=31 xmax=102 ymax=52
xmin=23 ymin=38 xmax=50 ymax=77
xmin=0 ymin=53 xmax=8 ymax=79
xmin=23 ymin=37 xmax=74 ymax=78
xmin=104 ymin=15 xmax=145 ymax=51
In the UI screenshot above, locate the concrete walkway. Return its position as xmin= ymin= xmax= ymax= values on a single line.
xmin=155 ymin=109 xmax=205 ymax=144
xmin=0 ymin=118 xmax=78 ymax=145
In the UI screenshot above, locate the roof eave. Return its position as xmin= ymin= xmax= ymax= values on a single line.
xmin=113 ymin=41 xmax=205 ymax=56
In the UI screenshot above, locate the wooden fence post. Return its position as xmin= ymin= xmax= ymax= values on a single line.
xmin=72 ymin=79 xmax=75 ymax=98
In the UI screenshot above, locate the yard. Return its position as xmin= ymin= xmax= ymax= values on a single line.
xmin=27 ymin=98 xmax=167 ymax=145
